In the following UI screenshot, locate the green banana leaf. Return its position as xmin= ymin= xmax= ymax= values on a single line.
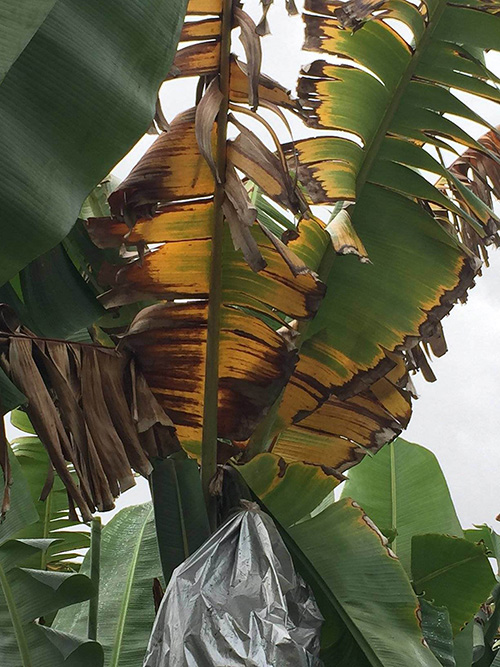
xmin=150 ymin=453 xmax=210 ymax=584
xmin=0 ymin=0 xmax=188 ymax=286
xmin=420 ymin=599 xmax=456 ymax=667
xmin=55 ymin=503 xmax=162 ymax=667
xmin=453 ymin=622 xmax=474 ymax=667
xmin=0 ymin=174 xmax=139 ymax=351
xmin=412 ymin=534 xmax=496 ymax=635
xmin=0 ymin=1 xmax=57 ymax=83
xmin=11 ymin=437 xmax=89 ymax=570
xmin=0 ymin=242 xmax=103 ymax=343
xmin=240 ymin=454 xmax=441 ymax=667
xmin=0 ymin=537 xmax=102 ymax=667
xmin=18 ymin=245 xmax=104 ymax=341
xmin=341 ymin=438 xmax=463 ymax=572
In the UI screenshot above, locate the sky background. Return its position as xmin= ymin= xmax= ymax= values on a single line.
xmin=6 ymin=0 xmax=500 ymax=530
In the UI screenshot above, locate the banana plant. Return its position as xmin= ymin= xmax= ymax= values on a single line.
xmin=0 ymin=0 xmax=499 ymax=592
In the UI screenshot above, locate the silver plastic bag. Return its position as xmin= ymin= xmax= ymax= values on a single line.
xmin=143 ymin=502 xmax=324 ymax=666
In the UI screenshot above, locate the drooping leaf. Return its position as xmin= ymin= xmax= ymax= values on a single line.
xmin=412 ymin=534 xmax=496 ymax=635
xmin=0 ymin=311 xmax=180 ymax=518
xmin=240 ymin=454 xmax=441 ymax=667
xmin=0 ymin=0 xmax=189 ymax=285
xmin=77 ymin=0 xmax=326 ymax=473
xmin=262 ymin=0 xmax=500 ymax=471
xmin=0 ymin=537 xmax=103 ymax=667
xmin=341 ymin=438 xmax=463 ymax=572
xmin=88 ymin=104 xmax=323 ymax=461
xmin=55 ymin=502 xmax=162 ymax=667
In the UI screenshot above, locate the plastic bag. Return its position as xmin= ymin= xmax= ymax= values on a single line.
xmin=143 ymin=502 xmax=323 ymax=666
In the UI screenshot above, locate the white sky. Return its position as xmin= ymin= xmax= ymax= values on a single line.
xmin=6 ymin=0 xmax=500 ymax=529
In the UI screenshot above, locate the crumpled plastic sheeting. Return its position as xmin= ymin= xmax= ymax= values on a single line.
xmin=143 ymin=502 xmax=324 ymax=666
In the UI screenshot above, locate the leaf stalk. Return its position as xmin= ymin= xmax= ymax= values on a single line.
xmin=201 ymin=0 xmax=234 ymax=531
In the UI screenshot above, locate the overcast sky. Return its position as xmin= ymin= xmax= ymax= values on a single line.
xmin=6 ymin=1 xmax=500 ymax=530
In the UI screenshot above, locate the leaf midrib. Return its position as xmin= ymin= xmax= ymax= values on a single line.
xmin=0 ymin=560 xmax=32 ymax=667
xmin=413 ymin=553 xmax=483 ymax=589
xmin=109 ymin=506 xmax=153 ymax=667
xmin=355 ymin=0 xmax=449 ymax=197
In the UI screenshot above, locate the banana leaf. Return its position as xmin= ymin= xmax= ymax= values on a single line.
xmin=465 ymin=525 xmax=500 ymax=572
xmin=55 ymin=503 xmax=163 ymax=667
xmin=412 ymin=533 xmax=496 ymax=635
xmin=150 ymin=453 xmax=210 ymax=584
xmin=0 ymin=368 xmax=26 ymax=416
xmin=420 ymin=599 xmax=456 ymax=667
xmin=0 ymin=1 xmax=57 ymax=83
xmin=0 ymin=0 xmax=189 ymax=285
xmin=341 ymin=437 xmax=462 ymax=572
xmin=265 ymin=0 xmax=500 ymax=472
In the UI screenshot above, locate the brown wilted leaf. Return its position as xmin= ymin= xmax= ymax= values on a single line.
xmin=229 ymin=58 xmax=303 ymax=115
xmin=326 ymin=206 xmax=370 ymax=263
xmin=167 ymin=41 xmax=221 ymax=80
xmin=258 ymin=222 xmax=317 ymax=277
xmin=195 ymin=78 xmax=224 ymax=180
xmin=233 ymin=7 xmax=262 ymax=110
xmin=228 ymin=113 xmax=305 ymax=214
xmin=0 ymin=308 xmax=181 ymax=519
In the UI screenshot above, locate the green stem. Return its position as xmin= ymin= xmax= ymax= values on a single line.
xmin=200 ymin=0 xmax=233 ymax=532
xmin=0 ymin=561 xmax=32 ymax=667
xmin=88 ymin=516 xmax=101 ymax=641
xmin=390 ymin=443 xmax=397 ymax=554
